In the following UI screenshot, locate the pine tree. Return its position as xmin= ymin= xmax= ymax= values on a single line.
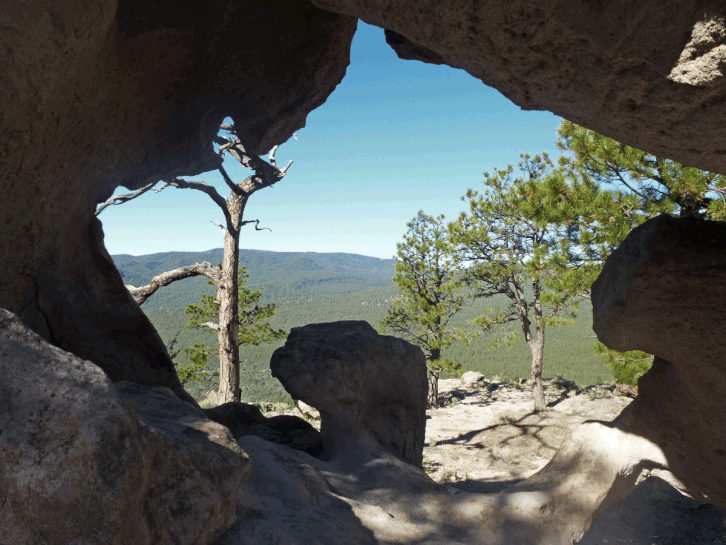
xmin=184 ymin=266 xmax=286 ymax=394
xmin=557 ymin=120 xmax=726 ymax=384
xmin=557 ymin=120 xmax=726 ymax=220
xmin=380 ymin=211 xmax=466 ymax=407
xmin=449 ymin=154 xmax=599 ymax=412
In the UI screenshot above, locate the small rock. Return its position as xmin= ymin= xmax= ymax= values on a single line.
xmin=295 ymin=399 xmax=321 ymax=421
xmin=461 ymin=371 xmax=485 ymax=385
xmin=271 ymin=320 xmax=427 ymax=467
xmin=612 ymin=383 xmax=638 ymax=398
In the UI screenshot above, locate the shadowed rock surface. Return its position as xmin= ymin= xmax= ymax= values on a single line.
xmin=3 ymin=1 xmax=726 ymax=399
xmin=593 ymin=214 xmax=726 ymax=508
xmin=205 ymin=401 xmax=324 ymax=458
xmin=0 ymin=309 xmax=250 ymax=545
xmin=0 ymin=0 xmax=356 ymax=401
xmin=270 ymin=320 xmax=428 ymax=467
xmin=313 ymin=0 xmax=726 ymax=175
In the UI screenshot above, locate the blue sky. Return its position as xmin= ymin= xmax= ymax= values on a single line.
xmin=100 ymin=23 xmax=562 ymax=260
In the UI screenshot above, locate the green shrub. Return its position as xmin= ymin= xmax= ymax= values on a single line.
xmin=594 ymin=342 xmax=653 ymax=386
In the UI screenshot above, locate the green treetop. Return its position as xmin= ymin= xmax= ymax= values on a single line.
xmin=557 ymin=120 xmax=726 ymax=220
xmin=449 ymin=153 xmax=605 ymax=412
xmin=557 ymin=120 xmax=726 ymax=385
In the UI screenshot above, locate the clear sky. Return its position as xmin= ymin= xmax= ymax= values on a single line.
xmin=100 ymin=22 xmax=563 ymax=260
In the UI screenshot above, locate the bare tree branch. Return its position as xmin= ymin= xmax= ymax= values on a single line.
xmin=241 ymin=219 xmax=272 ymax=232
xmin=218 ymin=164 xmax=243 ymax=196
xmin=164 ymin=177 xmax=234 ymax=231
xmin=95 ymin=182 xmax=161 ymax=216
xmin=164 ymin=177 xmax=228 ymax=211
xmin=268 ymin=145 xmax=293 ymax=174
xmin=126 ymin=262 xmax=221 ymax=305
xmin=200 ymin=321 xmax=220 ymax=331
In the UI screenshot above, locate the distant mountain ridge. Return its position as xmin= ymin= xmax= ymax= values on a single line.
xmin=112 ymin=249 xmax=396 ymax=310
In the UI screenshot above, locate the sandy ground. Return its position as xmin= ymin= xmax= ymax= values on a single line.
xmin=422 ymin=378 xmax=631 ymax=485
xmin=271 ymin=377 xmax=726 ymax=544
xmin=423 ymin=378 xmax=726 ymax=545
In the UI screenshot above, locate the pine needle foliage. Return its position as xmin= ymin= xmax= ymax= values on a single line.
xmin=380 ymin=211 xmax=466 ymax=404
xmin=449 ymin=153 xmax=599 ymax=411
xmin=557 ymin=120 xmax=726 ymax=220
xmin=557 ymin=120 xmax=726 ymax=384
xmin=180 ymin=266 xmax=286 ymax=384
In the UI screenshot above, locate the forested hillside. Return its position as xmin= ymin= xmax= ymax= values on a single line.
xmin=113 ymin=250 xmax=614 ymax=402
xmin=114 ymin=249 xmax=396 ymax=308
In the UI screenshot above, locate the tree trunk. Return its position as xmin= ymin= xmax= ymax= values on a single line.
xmin=428 ymin=367 xmax=441 ymax=408
xmin=428 ymin=348 xmax=442 ymax=408
xmin=530 ymin=334 xmax=546 ymax=412
xmin=530 ymin=288 xmax=546 ymax=413
xmin=217 ymin=192 xmax=243 ymax=403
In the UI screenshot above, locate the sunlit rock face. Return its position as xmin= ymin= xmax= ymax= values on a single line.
xmin=313 ymin=0 xmax=726 ymax=175
xmin=4 ymin=2 xmax=726 ymax=541
xmin=0 ymin=0 xmax=356 ymax=396
xmin=270 ymin=320 xmax=428 ymax=468
xmin=3 ymin=0 xmax=726 ymax=394
xmin=592 ymin=214 xmax=726 ymax=509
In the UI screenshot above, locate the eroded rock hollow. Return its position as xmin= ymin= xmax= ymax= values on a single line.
xmin=0 ymin=0 xmax=357 ymax=401
xmin=2 ymin=0 xmax=726 ymax=543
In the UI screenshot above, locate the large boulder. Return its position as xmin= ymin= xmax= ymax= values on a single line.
xmin=216 ymin=412 xmax=683 ymax=545
xmin=270 ymin=320 xmax=428 ymax=467
xmin=4 ymin=2 xmax=726 ymax=541
xmin=592 ymin=214 xmax=726 ymax=508
xmin=0 ymin=309 xmax=250 ymax=545
xmin=4 ymin=0 xmax=726 ymax=400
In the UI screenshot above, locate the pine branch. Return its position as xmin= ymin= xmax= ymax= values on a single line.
xmin=95 ymin=181 xmax=161 ymax=216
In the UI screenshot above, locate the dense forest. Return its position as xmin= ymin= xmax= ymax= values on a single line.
xmin=114 ymin=249 xmax=614 ymax=403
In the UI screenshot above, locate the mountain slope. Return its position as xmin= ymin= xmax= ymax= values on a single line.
xmin=113 ymin=249 xmax=397 ymax=310
xmin=112 ymin=249 xmax=614 ymax=402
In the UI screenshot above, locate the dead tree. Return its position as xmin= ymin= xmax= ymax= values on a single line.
xmin=97 ymin=123 xmax=292 ymax=403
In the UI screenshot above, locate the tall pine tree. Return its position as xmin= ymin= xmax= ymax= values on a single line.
xmin=381 ymin=211 xmax=466 ymax=407
xmin=450 ymin=154 xmax=606 ymax=412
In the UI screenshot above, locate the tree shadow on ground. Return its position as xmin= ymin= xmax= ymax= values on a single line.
xmin=577 ymin=477 xmax=726 ymax=545
xmin=436 ymin=410 xmax=565 ymax=454
xmin=450 ymin=477 xmax=726 ymax=544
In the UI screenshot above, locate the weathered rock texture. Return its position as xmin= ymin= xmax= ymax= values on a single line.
xmin=216 ymin=412 xmax=682 ymax=545
xmin=271 ymin=320 xmax=428 ymax=467
xmin=313 ymin=0 xmax=726 ymax=175
xmin=115 ymin=382 xmax=252 ymax=544
xmin=3 ymin=1 xmax=726 ymax=542
xmin=3 ymin=0 xmax=726 ymax=399
xmin=0 ymin=0 xmax=356 ymax=398
xmin=592 ymin=214 xmax=726 ymax=508
xmin=0 ymin=309 xmax=250 ymax=545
